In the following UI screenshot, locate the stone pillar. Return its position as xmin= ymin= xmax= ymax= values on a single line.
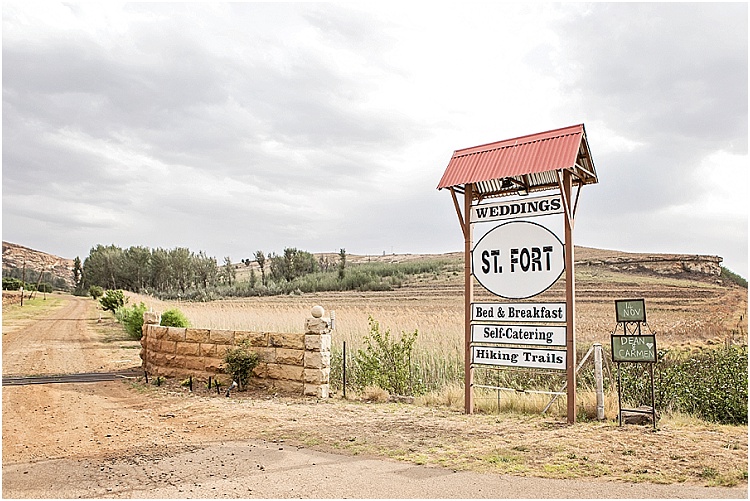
xmin=140 ymin=311 xmax=161 ymax=372
xmin=303 ymin=305 xmax=331 ymax=398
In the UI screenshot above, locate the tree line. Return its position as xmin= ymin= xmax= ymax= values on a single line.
xmin=75 ymin=244 xmax=347 ymax=298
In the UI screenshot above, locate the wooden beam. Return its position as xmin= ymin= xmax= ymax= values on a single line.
xmin=563 ymin=169 xmax=577 ymax=424
xmin=449 ymin=187 xmax=468 ymax=239
xmin=463 ymin=183 xmax=474 ymax=414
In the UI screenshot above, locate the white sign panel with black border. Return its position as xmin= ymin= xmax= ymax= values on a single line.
xmin=471 ymin=194 xmax=564 ymax=224
xmin=472 ymin=220 xmax=565 ymax=299
xmin=472 ymin=346 xmax=566 ymax=371
xmin=471 ymin=324 xmax=566 ymax=347
xmin=471 ymin=302 xmax=567 ymax=322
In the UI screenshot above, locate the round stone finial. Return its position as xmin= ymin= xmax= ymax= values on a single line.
xmin=311 ymin=305 xmax=325 ymax=318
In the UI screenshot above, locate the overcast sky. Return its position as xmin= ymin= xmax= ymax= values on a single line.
xmin=3 ymin=2 xmax=748 ymax=277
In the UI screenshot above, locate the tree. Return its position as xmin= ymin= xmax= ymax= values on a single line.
xmin=338 ymin=248 xmax=347 ymax=280
xmin=221 ymin=256 xmax=236 ymax=286
xmin=73 ymin=257 xmax=83 ymax=293
xmin=194 ymin=251 xmax=218 ymax=288
xmin=269 ymin=248 xmax=318 ymax=282
xmin=169 ymin=247 xmax=194 ymax=294
xmin=123 ymin=246 xmax=151 ymax=291
xmin=149 ymin=248 xmax=172 ymax=292
xmin=254 ymin=250 xmax=266 ymax=286
xmin=99 ymin=289 xmax=126 ymax=313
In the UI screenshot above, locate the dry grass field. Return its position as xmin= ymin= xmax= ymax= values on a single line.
xmin=123 ymin=246 xmax=747 ymax=416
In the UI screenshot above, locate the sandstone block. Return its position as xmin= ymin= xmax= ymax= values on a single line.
xmin=216 ymin=344 xmax=234 ymax=358
xmin=175 ymin=342 xmax=200 ymax=357
xmin=304 ymin=367 xmax=330 ymax=385
xmin=305 ymin=333 xmax=331 ymax=352
xmin=267 ymin=363 xmax=304 ymax=381
xmin=165 ymin=327 xmax=186 ymax=342
xmin=304 ymin=351 xmax=331 ymax=369
xmin=256 ymin=347 xmax=276 ymax=363
xmin=150 ymin=326 xmax=169 ymax=339
xmin=275 ymin=348 xmax=304 ymax=365
xmin=209 ymin=329 xmax=235 ymax=344
xmin=274 ymin=380 xmax=304 ymax=395
xmin=199 ymin=343 xmax=217 ymax=357
xmin=185 ymin=357 xmax=208 ymax=371
xmin=186 ymin=329 xmax=210 ymax=343
xmin=235 ymin=331 xmax=268 ymax=347
xmin=143 ymin=311 xmax=160 ymax=325
xmin=159 ymin=340 xmax=177 ymax=354
xmin=304 ymin=383 xmax=330 ymax=398
xmin=304 ymin=317 xmax=331 ymax=334
xmin=252 ymin=363 xmax=268 ymax=378
xmin=204 ymin=357 xmax=225 ymax=373
xmin=269 ymin=333 xmax=305 ymax=350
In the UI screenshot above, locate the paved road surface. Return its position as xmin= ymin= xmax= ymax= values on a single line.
xmin=3 ymin=439 xmax=747 ymax=499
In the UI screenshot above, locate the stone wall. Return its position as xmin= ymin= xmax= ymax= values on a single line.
xmin=140 ymin=307 xmax=330 ymax=397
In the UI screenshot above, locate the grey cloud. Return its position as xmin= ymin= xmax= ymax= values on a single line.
xmin=557 ymin=3 xmax=747 ymax=153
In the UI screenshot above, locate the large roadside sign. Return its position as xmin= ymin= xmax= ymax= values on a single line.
xmin=471 ymin=220 xmax=564 ymax=299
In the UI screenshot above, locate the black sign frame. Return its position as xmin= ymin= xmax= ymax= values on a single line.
xmin=614 ymin=298 xmax=646 ymax=323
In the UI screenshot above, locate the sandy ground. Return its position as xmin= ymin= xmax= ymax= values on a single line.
xmin=2 ymin=295 xmax=747 ymax=498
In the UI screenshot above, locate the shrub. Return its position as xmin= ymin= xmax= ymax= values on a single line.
xmin=613 ymin=345 xmax=748 ymax=425
xmin=352 ymin=316 xmax=423 ymax=396
xmin=115 ymin=302 xmax=148 ymax=339
xmin=89 ymin=285 xmax=104 ymax=299
xmin=223 ymin=340 xmax=260 ymax=391
xmin=2 ymin=277 xmax=24 ymax=291
xmin=99 ymin=289 xmax=126 ymax=312
xmin=160 ymin=308 xmax=190 ymax=328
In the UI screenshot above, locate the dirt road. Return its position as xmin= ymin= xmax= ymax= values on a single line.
xmin=2 ymin=295 xmax=747 ymax=498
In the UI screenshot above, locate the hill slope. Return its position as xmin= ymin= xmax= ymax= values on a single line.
xmin=2 ymin=242 xmax=75 ymax=289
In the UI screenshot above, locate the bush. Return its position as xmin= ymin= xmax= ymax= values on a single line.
xmin=614 ymin=345 xmax=748 ymax=425
xmin=99 ymin=289 xmax=126 ymax=312
xmin=223 ymin=340 xmax=261 ymax=391
xmin=89 ymin=285 xmax=104 ymax=299
xmin=115 ymin=302 xmax=148 ymax=340
xmin=352 ymin=316 xmax=423 ymax=396
xmin=2 ymin=277 xmax=24 ymax=291
xmin=160 ymin=308 xmax=190 ymax=328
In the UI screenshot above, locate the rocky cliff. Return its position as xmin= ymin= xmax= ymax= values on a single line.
xmin=2 ymin=242 xmax=76 ymax=289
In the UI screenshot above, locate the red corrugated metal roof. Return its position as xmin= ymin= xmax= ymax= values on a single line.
xmin=437 ymin=124 xmax=597 ymax=197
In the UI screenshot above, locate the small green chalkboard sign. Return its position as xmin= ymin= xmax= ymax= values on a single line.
xmin=615 ymin=299 xmax=646 ymax=323
xmin=611 ymin=334 xmax=657 ymax=363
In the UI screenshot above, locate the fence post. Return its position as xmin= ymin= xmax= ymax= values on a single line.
xmin=594 ymin=343 xmax=605 ymax=420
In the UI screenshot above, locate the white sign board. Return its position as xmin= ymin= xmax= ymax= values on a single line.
xmin=472 ymin=346 xmax=566 ymax=370
xmin=471 ymin=324 xmax=566 ymax=347
xmin=472 ymin=221 xmax=564 ymax=299
xmin=471 ymin=194 xmax=564 ymax=224
xmin=472 ymin=302 xmax=566 ymax=323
